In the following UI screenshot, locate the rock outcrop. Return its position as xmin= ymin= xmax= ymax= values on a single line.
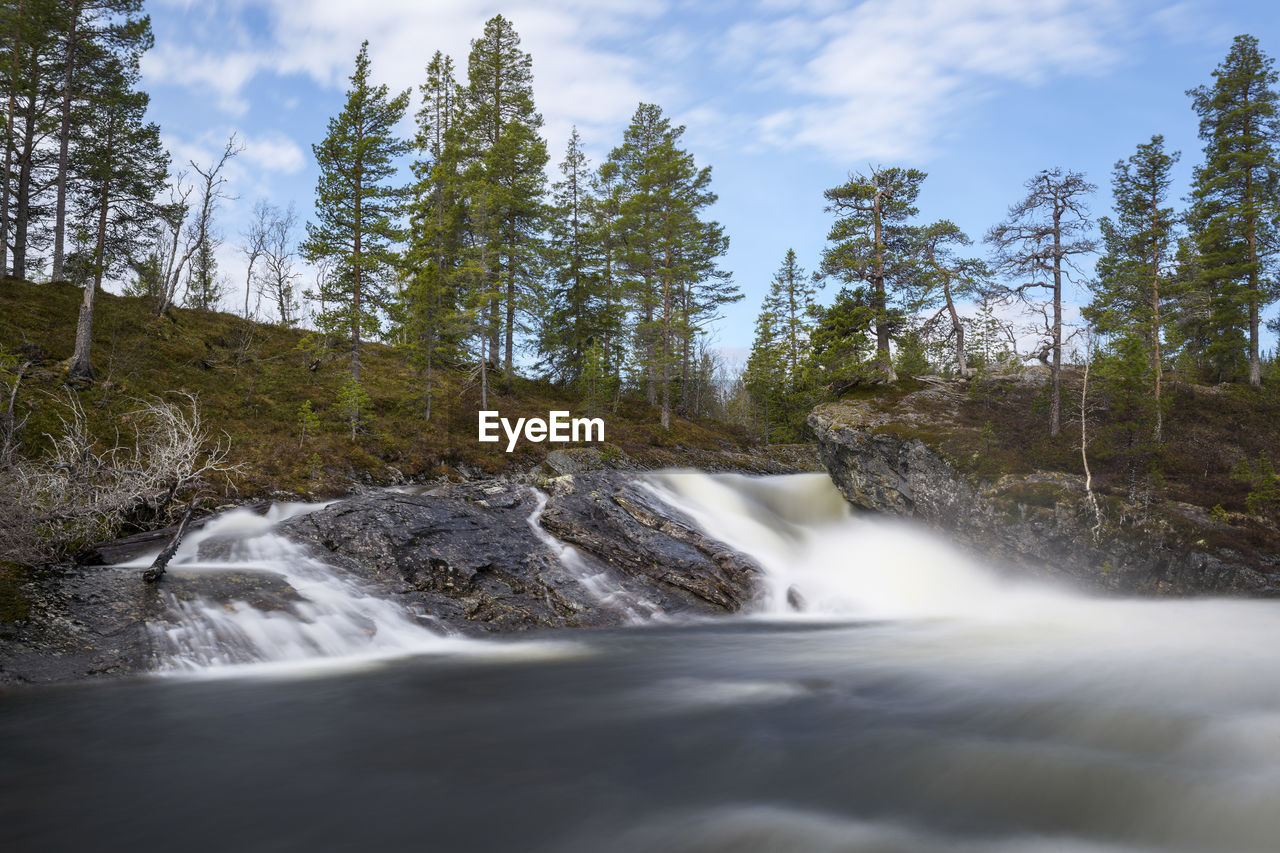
xmin=809 ymin=384 xmax=1279 ymax=596
xmin=273 ymin=472 xmax=758 ymax=633
xmin=1 ymin=469 xmax=760 ymax=684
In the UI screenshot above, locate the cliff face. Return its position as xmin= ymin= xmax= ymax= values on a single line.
xmin=808 ymin=380 xmax=1279 ymax=596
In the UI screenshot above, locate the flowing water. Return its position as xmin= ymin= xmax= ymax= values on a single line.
xmin=4 ymin=471 xmax=1280 ymax=852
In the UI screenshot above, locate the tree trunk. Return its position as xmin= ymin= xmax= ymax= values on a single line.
xmin=945 ymin=280 xmax=967 ymax=376
xmin=12 ymin=80 xmax=36 ymax=279
xmin=1150 ymin=198 xmax=1163 ymax=445
xmin=504 ymin=240 xmax=515 ymax=382
xmin=52 ymin=7 xmax=78 ymax=282
xmin=1049 ymin=206 xmax=1063 ymax=437
xmin=1 ymin=0 xmax=23 ymax=278
xmin=142 ymin=500 xmax=201 ymax=584
xmin=69 ymin=182 xmax=109 ymax=380
xmin=872 ymin=188 xmax=896 ymax=382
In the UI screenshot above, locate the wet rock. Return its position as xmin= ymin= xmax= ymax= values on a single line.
xmin=0 ymin=566 xmax=301 ymax=685
xmin=808 ymin=398 xmax=1279 ymax=596
xmin=275 ymin=472 xmax=759 ymax=634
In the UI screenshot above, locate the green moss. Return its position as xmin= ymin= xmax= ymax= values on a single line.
xmin=0 ymin=562 xmax=30 ymax=622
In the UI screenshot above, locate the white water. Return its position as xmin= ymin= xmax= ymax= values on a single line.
xmin=524 ymin=490 xmax=665 ymax=623
xmin=649 ymin=469 xmax=1280 ymax=728
xmin=126 ymin=501 xmax=468 ymax=673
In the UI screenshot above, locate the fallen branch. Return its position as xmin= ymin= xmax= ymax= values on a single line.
xmin=143 ymin=499 xmax=200 ymax=583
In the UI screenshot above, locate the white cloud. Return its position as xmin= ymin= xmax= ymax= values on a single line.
xmin=725 ymin=0 xmax=1131 ymax=163
xmin=241 ymin=132 xmax=306 ymax=174
xmin=141 ymin=45 xmax=266 ymax=115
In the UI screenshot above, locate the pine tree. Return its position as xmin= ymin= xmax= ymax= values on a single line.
xmin=1085 ymin=135 xmax=1180 ymax=442
xmin=49 ymin=0 xmax=151 ymax=282
xmin=914 ymin=221 xmax=988 ymax=377
xmin=2 ymin=0 xmax=63 ymax=279
xmin=606 ymin=103 xmax=735 ymax=428
xmin=820 ymin=166 xmax=927 ymax=382
xmin=301 ymin=41 xmax=410 ymax=392
xmin=405 ymin=50 xmax=464 ymax=420
xmin=456 ymin=15 xmax=548 ymax=382
xmin=66 ymin=53 xmax=167 ymax=380
xmin=1187 ymin=34 xmax=1280 ymax=386
xmin=987 ymin=168 xmax=1097 ymax=436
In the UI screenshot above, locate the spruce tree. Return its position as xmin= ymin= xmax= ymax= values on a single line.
xmin=405 ymin=50 xmax=464 ymax=420
xmin=744 ymin=298 xmax=786 ymax=444
xmin=539 ymin=126 xmax=598 ymax=382
xmin=1187 ymin=34 xmax=1280 ymax=386
xmin=1085 ymin=135 xmax=1180 ymax=442
xmin=820 ymin=166 xmax=927 ymax=382
xmin=301 ymin=41 xmax=410 ymax=398
xmin=67 ymin=53 xmax=166 ymax=380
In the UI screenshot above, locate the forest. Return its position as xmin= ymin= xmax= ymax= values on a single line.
xmin=1 ymin=3 xmax=1279 ymax=561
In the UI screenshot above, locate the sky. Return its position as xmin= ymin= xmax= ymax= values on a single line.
xmin=138 ymin=0 xmax=1280 ymax=367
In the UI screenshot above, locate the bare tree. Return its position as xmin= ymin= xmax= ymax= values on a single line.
xmin=241 ymin=199 xmax=270 ymax=319
xmin=155 ymin=135 xmax=240 ymax=315
xmin=0 ymin=393 xmax=240 ymax=564
xmin=254 ymin=202 xmax=301 ymax=326
xmin=986 ymin=168 xmax=1096 ymax=435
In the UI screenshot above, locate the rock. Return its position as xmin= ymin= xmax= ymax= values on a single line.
xmin=274 ymin=473 xmax=759 ymax=634
xmin=808 ymin=396 xmax=1279 ymax=596
xmin=0 ymin=565 xmax=302 ymax=685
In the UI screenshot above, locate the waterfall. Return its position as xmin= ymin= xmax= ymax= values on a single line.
xmin=124 ymin=502 xmax=463 ymax=673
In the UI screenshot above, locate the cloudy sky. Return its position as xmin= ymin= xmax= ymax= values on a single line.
xmin=140 ymin=0 xmax=1280 ymax=360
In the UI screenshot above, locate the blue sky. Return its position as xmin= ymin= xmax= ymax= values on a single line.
xmin=139 ymin=0 xmax=1280 ymax=365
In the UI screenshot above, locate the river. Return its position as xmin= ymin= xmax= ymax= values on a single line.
xmin=3 ymin=472 xmax=1279 ymax=852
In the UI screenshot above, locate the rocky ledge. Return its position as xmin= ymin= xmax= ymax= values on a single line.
xmin=0 ymin=469 xmax=761 ymax=684
xmin=808 ymin=379 xmax=1279 ymax=596
xmin=272 ymin=471 xmax=758 ymax=633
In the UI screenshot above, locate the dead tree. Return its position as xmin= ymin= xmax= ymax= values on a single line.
xmin=986 ymin=168 xmax=1096 ymax=436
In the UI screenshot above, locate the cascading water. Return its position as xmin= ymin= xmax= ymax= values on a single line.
xmin=524 ymin=490 xmax=665 ymax=623
xmin=647 ymin=470 xmax=1042 ymax=619
xmin=124 ymin=501 xmax=463 ymax=672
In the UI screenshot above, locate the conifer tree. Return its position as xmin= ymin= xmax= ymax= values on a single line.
xmin=767 ymin=248 xmax=817 ymax=383
xmin=987 ymin=168 xmax=1097 ymax=436
xmin=540 ymin=126 xmax=598 ymax=382
xmin=405 ymin=50 xmax=463 ymax=420
xmin=606 ymin=102 xmax=735 ymax=429
xmin=820 ymin=166 xmax=927 ymax=382
xmin=301 ymin=41 xmax=410 ymax=396
xmin=915 ymin=221 xmax=988 ymax=377
xmin=456 ymin=15 xmax=548 ymax=382
xmin=1085 ymin=136 xmax=1180 ymax=441
xmin=744 ymin=298 xmax=786 ymax=444
xmin=1186 ymin=34 xmax=1280 ymax=386
xmin=49 ymin=0 xmax=152 ymax=282
xmin=67 ymin=53 xmax=166 ymax=380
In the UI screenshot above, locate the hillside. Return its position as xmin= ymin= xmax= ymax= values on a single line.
xmin=0 ymin=279 xmax=779 ymax=501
